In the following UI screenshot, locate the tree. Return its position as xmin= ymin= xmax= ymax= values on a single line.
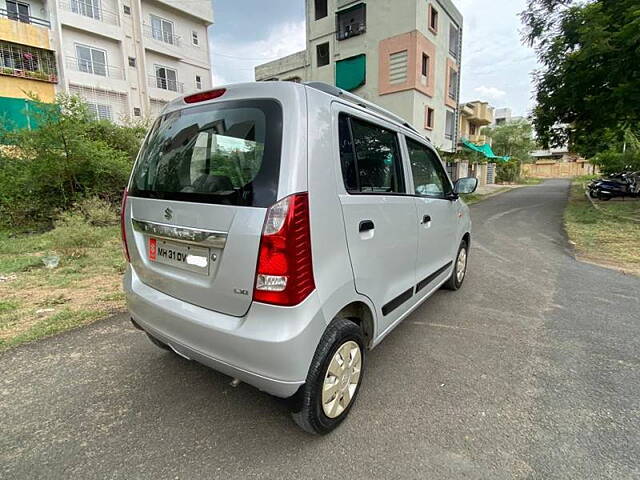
xmin=0 ymin=95 xmax=146 ymax=228
xmin=521 ymin=0 xmax=640 ymax=157
xmin=483 ymin=120 xmax=537 ymax=162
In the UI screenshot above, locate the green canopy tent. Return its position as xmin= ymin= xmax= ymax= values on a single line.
xmin=461 ymin=138 xmax=510 ymax=162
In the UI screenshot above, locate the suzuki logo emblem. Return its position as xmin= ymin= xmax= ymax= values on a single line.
xmin=164 ymin=208 xmax=173 ymax=221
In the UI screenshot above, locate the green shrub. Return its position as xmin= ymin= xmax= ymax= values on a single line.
xmin=496 ymin=159 xmax=521 ymax=183
xmin=0 ymin=94 xmax=144 ymax=229
xmin=75 ymin=196 xmax=118 ymax=226
xmin=44 ymin=210 xmax=104 ymax=257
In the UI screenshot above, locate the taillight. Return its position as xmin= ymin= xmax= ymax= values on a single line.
xmin=253 ymin=193 xmax=315 ymax=306
xmin=120 ymin=188 xmax=130 ymax=263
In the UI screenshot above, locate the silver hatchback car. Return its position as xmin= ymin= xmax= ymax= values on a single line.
xmin=122 ymin=81 xmax=477 ymax=434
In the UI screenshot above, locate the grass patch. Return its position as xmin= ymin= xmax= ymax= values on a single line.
xmin=0 ymin=224 xmax=126 ymax=351
xmin=0 ymin=309 xmax=105 ymax=350
xmin=565 ymin=181 xmax=640 ymax=275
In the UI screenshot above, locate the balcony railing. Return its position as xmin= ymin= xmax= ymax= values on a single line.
xmin=143 ymin=24 xmax=181 ymax=47
xmin=59 ymin=0 xmax=120 ymax=26
xmin=0 ymin=7 xmax=50 ymax=28
xmin=148 ymin=75 xmax=183 ymax=93
xmin=66 ymin=57 xmax=124 ymax=80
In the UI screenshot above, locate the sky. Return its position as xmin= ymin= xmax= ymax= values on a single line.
xmin=208 ymin=0 xmax=540 ymax=116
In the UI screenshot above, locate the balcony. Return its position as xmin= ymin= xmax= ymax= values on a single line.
xmin=148 ymin=75 xmax=183 ymax=93
xmin=464 ymin=102 xmax=494 ymax=126
xmin=65 ymin=57 xmax=124 ymax=80
xmin=0 ymin=41 xmax=58 ymax=83
xmin=0 ymin=7 xmax=50 ymax=28
xmin=64 ymin=56 xmax=127 ymax=93
xmin=58 ymin=0 xmax=121 ymax=40
xmin=142 ymin=24 xmax=183 ymax=58
xmin=468 ymin=133 xmax=489 ymax=145
xmin=59 ymin=0 xmax=120 ymax=26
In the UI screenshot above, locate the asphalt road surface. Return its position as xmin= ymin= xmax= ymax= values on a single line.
xmin=2 ymin=179 xmax=639 ymax=479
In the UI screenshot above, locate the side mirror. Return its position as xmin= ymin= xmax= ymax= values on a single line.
xmin=454 ymin=177 xmax=479 ymax=194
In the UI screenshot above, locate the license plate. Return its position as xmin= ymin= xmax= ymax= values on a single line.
xmin=148 ymin=237 xmax=210 ymax=275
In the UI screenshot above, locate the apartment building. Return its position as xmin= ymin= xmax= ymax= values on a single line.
xmin=0 ymin=0 xmax=213 ymax=125
xmin=459 ymin=100 xmax=493 ymax=146
xmin=255 ymin=0 xmax=463 ymax=152
xmin=0 ymin=1 xmax=57 ymax=128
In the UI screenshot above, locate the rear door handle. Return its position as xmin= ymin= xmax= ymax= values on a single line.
xmin=421 ymin=215 xmax=432 ymax=224
xmin=359 ymin=220 xmax=375 ymax=232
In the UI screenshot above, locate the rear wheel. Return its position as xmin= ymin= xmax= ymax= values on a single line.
xmin=596 ymin=190 xmax=612 ymax=201
xmin=443 ymin=240 xmax=468 ymax=291
xmin=291 ymin=318 xmax=365 ymax=434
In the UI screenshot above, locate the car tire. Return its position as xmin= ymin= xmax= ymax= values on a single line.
xmin=146 ymin=332 xmax=171 ymax=351
xmin=291 ymin=318 xmax=365 ymax=435
xmin=443 ymin=239 xmax=468 ymax=291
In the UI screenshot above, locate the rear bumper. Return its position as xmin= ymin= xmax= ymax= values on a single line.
xmin=123 ymin=266 xmax=328 ymax=398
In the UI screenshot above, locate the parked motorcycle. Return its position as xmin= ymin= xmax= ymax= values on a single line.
xmin=588 ymin=170 xmax=640 ymax=201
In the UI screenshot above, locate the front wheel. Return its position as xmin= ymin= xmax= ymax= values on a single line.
xmin=291 ymin=318 xmax=365 ymax=434
xmin=443 ymin=239 xmax=468 ymax=291
xmin=597 ymin=190 xmax=612 ymax=201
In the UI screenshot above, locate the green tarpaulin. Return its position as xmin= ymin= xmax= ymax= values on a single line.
xmin=0 ymin=97 xmax=43 ymax=131
xmin=335 ymin=54 xmax=366 ymax=91
xmin=462 ymin=138 xmax=510 ymax=162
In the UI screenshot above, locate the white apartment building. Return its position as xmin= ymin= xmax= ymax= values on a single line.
xmin=255 ymin=0 xmax=463 ymax=152
xmin=0 ymin=0 xmax=213 ymax=122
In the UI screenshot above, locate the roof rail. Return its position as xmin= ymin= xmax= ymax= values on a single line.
xmin=305 ymin=82 xmax=425 ymax=138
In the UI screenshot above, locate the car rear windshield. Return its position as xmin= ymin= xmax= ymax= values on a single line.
xmin=129 ymin=99 xmax=282 ymax=207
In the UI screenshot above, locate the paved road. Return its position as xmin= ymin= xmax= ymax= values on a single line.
xmin=2 ymin=179 xmax=639 ymax=479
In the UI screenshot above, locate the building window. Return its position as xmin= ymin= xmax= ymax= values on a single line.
xmin=336 ymin=54 xmax=366 ymax=91
xmin=428 ymin=4 xmax=438 ymax=33
xmin=123 ymin=4 xmax=130 ymax=14
xmin=133 ymin=107 xmax=141 ymax=116
xmin=155 ymin=65 xmax=178 ymax=91
xmin=448 ymin=67 xmax=458 ymax=100
xmin=70 ymin=0 xmax=101 ymax=20
xmin=470 ymin=124 xmax=477 ymax=136
xmin=389 ymin=50 xmax=408 ymax=85
xmin=150 ymin=14 xmax=175 ymax=45
xmin=6 ymin=0 xmax=30 ymax=23
xmin=128 ymin=56 xmax=136 ymax=67
xmin=76 ymin=44 xmax=107 ymax=77
xmin=192 ymin=31 xmax=199 ymax=46
xmin=449 ymin=24 xmax=460 ymax=59
xmin=445 ymin=110 xmax=455 ymax=139
xmin=316 ymin=42 xmax=330 ymax=67
xmin=336 ymin=3 xmax=366 ymax=41
xmin=421 ymin=53 xmax=429 ymax=78
xmin=87 ymin=102 xmax=112 ymax=121
xmin=195 ymin=74 xmax=202 ymax=89
xmin=425 ymin=107 xmax=434 ymax=130
xmin=314 ymin=0 xmax=327 ymax=20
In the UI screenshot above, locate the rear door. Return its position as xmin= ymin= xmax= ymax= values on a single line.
xmin=404 ymin=137 xmax=458 ymax=294
xmin=335 ymin=107 xmax=418 ymax=334
xmin=126 ymin=98 xmax=284 ymax=317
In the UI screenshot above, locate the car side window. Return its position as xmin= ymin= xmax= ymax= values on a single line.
xmin=406 ymin=138 xmax=452 ymax=197
xmin=338 ymin=113 xmax=405 ymax=194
